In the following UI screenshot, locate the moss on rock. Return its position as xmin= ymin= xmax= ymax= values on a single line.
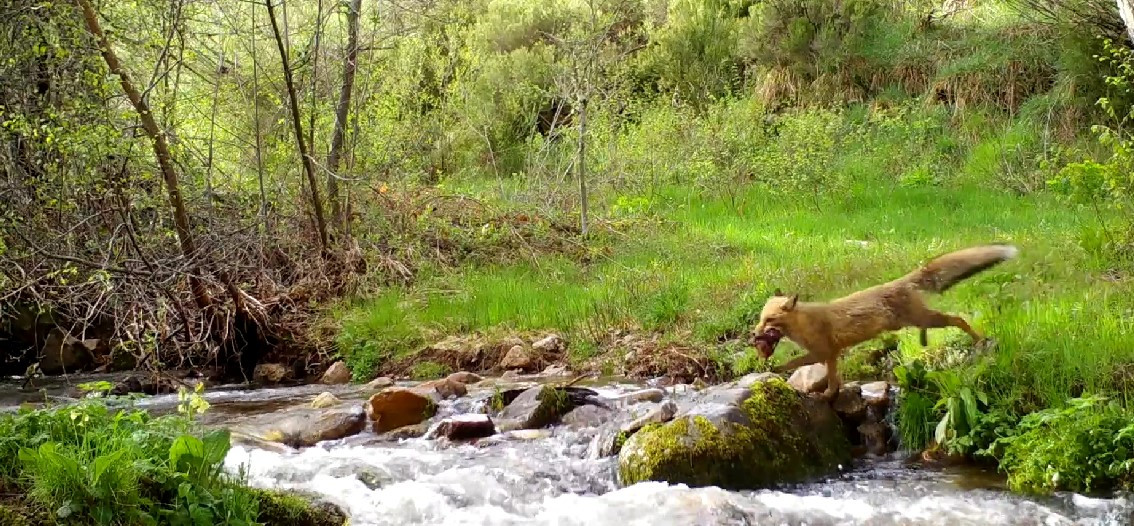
xmin=254 ymin=488 xmax=348 ymax=526
xmin=617 ymin=377 xmax=851 ymax=490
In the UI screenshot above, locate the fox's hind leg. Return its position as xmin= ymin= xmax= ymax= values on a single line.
xmin=918 ymin=309 xmax=983 ymax=343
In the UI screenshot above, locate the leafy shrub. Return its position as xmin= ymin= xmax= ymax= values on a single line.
xmin=0 ymin=389 xmax=332 ymax=526
xmin=991 ymin=395 xmax=1134 ymax=494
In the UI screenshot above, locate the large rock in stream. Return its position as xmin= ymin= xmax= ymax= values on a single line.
xmin=617 ymin=376 xmax=851 ymax=490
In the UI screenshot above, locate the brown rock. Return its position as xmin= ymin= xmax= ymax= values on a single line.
xmin=382 ymin=422 xmax=432 ymax=440
xmin=832 ymin=383 xmax=867 ymax=422
xmin=264 ymin=407 xmax=367 ymax=448
xmin=311 ymin=392 xmax=341 ymax=409
xmin=500 ymin=345 xmax=534 ymax=371
xmin=253 ymin=363 xmax=290 ymax=384
xmin=446 ymin=371 xmax=483 ymax=385
xmin=39 ymin=329 xmax=93 ymax=375
xmin=861 ymin=381 xmax=890 ymax=408
xmin=427 ymin=414 xmax=496 ymax=441
xmin=366 ymin=387 xmax=438 ymax=432
xmin=541 ymin=363 xmax=571 ymax=377
xmin=320 ymin=361 xmax=352 ymax=385
xmin=365 ymin=376 xmax=395 ymax=389
xmin=858 ymin=421 xmax=893 ymax=456
xmin=532 ymin=334 xmax=565 ymax=354
xmin=787 ymin=363 xmax=828 ymax=394
xmin=419 ymin=377 xmax=468 ymax=399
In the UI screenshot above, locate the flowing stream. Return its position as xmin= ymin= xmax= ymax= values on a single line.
xmin=4 ymin=374 xmax=1133 ymax=526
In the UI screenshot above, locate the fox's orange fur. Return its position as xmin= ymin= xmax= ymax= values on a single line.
xmin=753 ymin=243 xmax=1019 ymax=401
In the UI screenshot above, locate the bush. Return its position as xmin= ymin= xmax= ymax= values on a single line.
xmin=991 ymin=395 xmax=1134 ymax=495
xmin=0 ymin=389 xmax=341 ymax=526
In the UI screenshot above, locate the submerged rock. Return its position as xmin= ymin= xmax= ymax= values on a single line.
xmin=263 ymin=406 xmax=367 ymax=448
xmin=310 ymin=392 xmax=341 ymax=409
xmin=419 ymin=377 xmax=468 ymax=399
xmin=496 ymin=385 xmax=599 ymax=431
xmin=254 ymin=363 xmax=291 ymax=384
xmin=365 ymin=387 xmax=438 ymax=433
xmin=319 ymin=361 xmax=351 ymax=385
xmin=365 ymin=376 xmax=395 ymax=389
xmin=427 ymin=414 xmax=496 ymax=441
xmin=617 ymin=376 xmax=851 ymax=490
xmin=446 ymin=371 xmax=483 ymax=385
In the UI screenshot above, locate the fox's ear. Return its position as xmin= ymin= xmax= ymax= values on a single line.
xmin=773 ymin=287 xmax=783 ymax=297
xmin=785 ymin=294 xmax=799 ymax=310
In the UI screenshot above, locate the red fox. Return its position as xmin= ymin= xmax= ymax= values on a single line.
xmin=751 ymin=243 xmax=1018 ymax=400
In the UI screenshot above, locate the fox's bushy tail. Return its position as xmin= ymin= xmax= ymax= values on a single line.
xmin=902 ymin=243 xmax=1018 ymax=294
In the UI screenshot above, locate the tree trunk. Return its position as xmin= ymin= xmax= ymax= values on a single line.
xmin=265 ymin=0 xmax=329 ymax=252
xmin=326 ymin=0 xmax=363 ymax=231
xmin=76 ymin=0 xmax=211 ymax=310
xmin=252 ymin=1 xmax=268 ymax=229
xmin=577 ymin=96 xmax=589 ymax=238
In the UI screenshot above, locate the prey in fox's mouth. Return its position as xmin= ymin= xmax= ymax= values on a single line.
xmin=752 ymin=326 xmax=783 ymax=359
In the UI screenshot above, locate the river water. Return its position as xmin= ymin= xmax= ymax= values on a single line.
xmin=5 ymin=374 xmax=1133 ymax=525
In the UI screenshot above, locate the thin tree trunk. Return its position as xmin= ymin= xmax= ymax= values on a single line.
xmin=577 ymin=96 xmax=588 ymax=238
xmin=252 ymin=1 xmax=267 ymax=229
xmin=307 ymin=0 xmax=324 ymax=155
xmin=205 ymin=47 xmax=223 ymax=201
xmin=76 ymin=0 xmax=211 ymax=310
xmin=265 ymin=0 xmax=329 ymax=251
xmin=326 ymin=0 xmax=362 ymax=231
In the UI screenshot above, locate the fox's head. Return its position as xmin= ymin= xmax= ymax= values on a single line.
xmin=751 ymin=288 xmax=799 ymax=357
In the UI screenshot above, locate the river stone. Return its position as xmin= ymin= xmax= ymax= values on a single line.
xmin=263 ymin=406 xmax=367 ymax=448
xmin=562 ymin=404 xmax=613 ymax=429
xmin=39 ymin=328 xmax=94 ymax=375
xmin=500 ymin=345 xmax=534 ymax=371
xmin=861 ymin=381 xmax=890 ymax=408
xmin=832 ymin=382 xmax=867 ymax=422
xmin=366 ymin=387 xmax=439 ymax=433
xmin=320 ymin=361 xmax=351 ymax=385
xmin=365 ymin=376 xmax=395 ymax=389
xmin=788 ymin=363 xmax=828 ymax=394
xmin=735 ymin=372 xmax=780 ymax=389
xmin=310 ymin=392 xmax=341 ymax=409
xmin=446 ymin=371 xmax=483 ymax=385
xmin=419 ymin=377 xmax=468 ymax=399
xmin=532 ymin=333 xmax=565 ymax=354
xmin=621 ymin=400 xmax=677 ymax=435
xmin=858 ymin=421 xmax=892 ymax=456
xmin=427 ymin=413 xmax=496 ymax=441
xmin=618 ymin=376 xmax=851 ymax=490
xmin=496 ymin=385 xmax=575 ymax=431
xmin=381 ymin=422 xmax=432 ymax=440
xmin=254 ymin=362 xmax=291 ymax=384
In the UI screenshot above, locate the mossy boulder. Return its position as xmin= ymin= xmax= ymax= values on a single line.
xmin=253 ymin=488 xmax=348 ymax=526
xmin=617 ymin=376 xmax=851 ymax=490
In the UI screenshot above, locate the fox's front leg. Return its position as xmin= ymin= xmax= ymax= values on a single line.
xmin=772 ymin=352 xmax=820 ymax=374
xmin=818 ymin=357 xmax=841 ymax=402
